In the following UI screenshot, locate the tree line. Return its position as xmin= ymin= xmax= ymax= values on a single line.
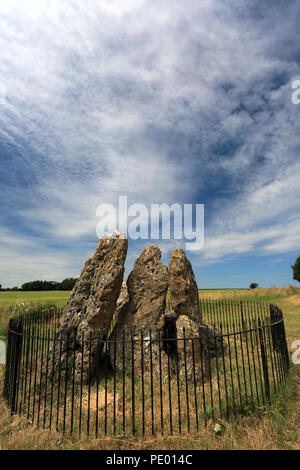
xmin=0 ymin=278 xmax=78 ymax=291
xmin=0 ymin=255 xmax=299 ymax=292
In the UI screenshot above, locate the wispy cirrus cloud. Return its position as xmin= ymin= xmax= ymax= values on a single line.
xmin=0 ymin=1 xmax=299 ymax=286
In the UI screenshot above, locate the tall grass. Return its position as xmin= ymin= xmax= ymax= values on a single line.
xmin=0 ymin=307 xmax=10 ymax=339
xmin=0 ymin=302 xmax=61 ymax=339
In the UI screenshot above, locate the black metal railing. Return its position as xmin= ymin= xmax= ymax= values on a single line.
xmin=3 ymin=300 xmax=290 ymax=437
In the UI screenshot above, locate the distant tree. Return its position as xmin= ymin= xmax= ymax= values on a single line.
xmin=22 ymin=281 xmax=41 ymax=291
xmin=60 ymin=278 xmax=77 ymax=290
xmin=292 ymin=255 xmax=300 ymax=283
xmin=21 ymin=280 xmax=59 ymax=291
xmin=21 ymin=278 xmax=77 ymax=291
xmin=250 ymin=283 xmax=259 ymax=289
xmin=0 ymin=284 xmax=2 ymax=290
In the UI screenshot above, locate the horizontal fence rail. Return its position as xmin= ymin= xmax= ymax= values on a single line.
xmin=3 ymin=300 xmax=290 ymax=437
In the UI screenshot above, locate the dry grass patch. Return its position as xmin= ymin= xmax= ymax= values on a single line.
xmin=0 ymin=363 xmax=299 ymax=450
xmin=0 ymin=287 xmax=299 ymax=449
xmin=287 ymin=295 xmax=300 ymax=306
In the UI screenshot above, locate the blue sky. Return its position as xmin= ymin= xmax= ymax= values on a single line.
xmin=0 ymin=0 xmax=300 ymax=288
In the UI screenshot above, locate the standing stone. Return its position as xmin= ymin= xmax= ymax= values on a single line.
xmin=169 ymin=248 xmax=201 ymax=322
xmin=48 ymin=231 xmax=128 ymax=383
xmin=111 ymin=245 xmax=170 ymax=375
xmin=176 ymin=315 xmax=224 ymax=381
xmin=113 ymin=282 xmax=129 ymax=326
xmin=118 ymin=245 xmax=169 ymax=332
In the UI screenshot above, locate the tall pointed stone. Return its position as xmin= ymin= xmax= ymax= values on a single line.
xmin=118 ymin=245 xmax=169 ymax=332
xmin=169 ymin=248 xmax=201 ymax=322
xmin=49 ymin=231 xmax=128 ymax=383
xmin=111 ymin=245 xmax=170 ymax=374
xmin=113 ymin=282 xmax=129 ymax=326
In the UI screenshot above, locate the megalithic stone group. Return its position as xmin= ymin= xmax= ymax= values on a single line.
xmin=48 ymin=231 xmax=223 ymax=384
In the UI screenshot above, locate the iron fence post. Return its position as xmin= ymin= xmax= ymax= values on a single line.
xmin=278 ymin=309 xmax=290 ymax=374
xmin=11 ymin=318 xmax=23 ymax=414
xmin=258 ymin=319 xmax=270 ymax=403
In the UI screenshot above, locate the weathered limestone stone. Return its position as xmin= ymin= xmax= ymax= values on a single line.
xmin=197 ymin=323 xmax=224 ymax=359
xmin=48 ymin=231 xmax=128 ymax=383
xmin=169 ymin=248 xmax=201 ymax=322
xmin=109 ymin=326 xmax=172 ymax=378
xmin=102 ymin=229 xmax=127 ymax=240
xmin=113 ymin=282 xmax=129 ymax=326
xmin=117 ymin=245 xmax=169 ymax=332
xmin=176 ymin=315 xmax=224 ymax=381
xmin=110 ymin=245 xmax=170 ymax=375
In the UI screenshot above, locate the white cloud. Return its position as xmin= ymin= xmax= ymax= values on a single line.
xmin=0 ymin=233 xmax=80 ymax=286
xmin=0 ymin=1 xmax=300 ymax=285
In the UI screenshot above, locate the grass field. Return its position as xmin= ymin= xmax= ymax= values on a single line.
xmin=0 ymin=286 xmax=299 ymax=450
xmin=0 ymin=291 xmax=70 ymax=339
xmin=0 ymin=290 xmax=71 ymax=309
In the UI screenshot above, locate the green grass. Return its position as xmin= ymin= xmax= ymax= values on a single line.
xmin=198 ymin=285 xmax=300 ymax=302
xmin=0 ymin=291 xmax=71 ymax=309
xmin=198 ymin=286 xmax=300 ymax=345
xmin=0 ymin=291 xmax=70 ymax=340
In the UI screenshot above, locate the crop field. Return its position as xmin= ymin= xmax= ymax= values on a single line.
xmin=0 ymin=286 xmax=299 ymax=450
